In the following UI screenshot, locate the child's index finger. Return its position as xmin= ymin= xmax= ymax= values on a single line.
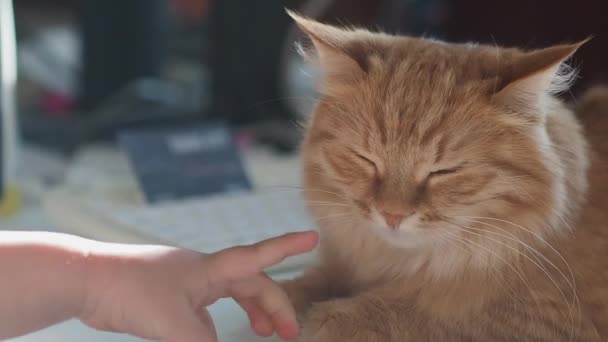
xmin=249 ymin=231 xmax=319 ymax=270
xmin=205 ymin=231 xmax=319 ymax=282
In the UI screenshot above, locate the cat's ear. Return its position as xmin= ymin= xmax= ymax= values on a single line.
xmin=287 ymin=10 xmax=368 ymax=82
xmin=494 ymin=39 xmax=589 ymax=113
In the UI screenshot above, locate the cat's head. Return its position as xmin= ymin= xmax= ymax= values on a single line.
xmin=292 ymin=12 xmax=588 ymax=249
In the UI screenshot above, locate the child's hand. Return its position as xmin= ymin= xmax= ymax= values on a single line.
xmin=79 ymin=231 xmax=318 ymax=342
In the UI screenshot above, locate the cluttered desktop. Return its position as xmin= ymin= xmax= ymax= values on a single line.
xmin=2 ymin=0 xmax=608 ymax=341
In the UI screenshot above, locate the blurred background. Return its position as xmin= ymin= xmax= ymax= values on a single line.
xmin=1 ymin=0 xmax=608 ymax=341
xmin=11 ymin=0 xmax=608 ymax=156
xmin=6 ymin=0 xmax=607 ymax=206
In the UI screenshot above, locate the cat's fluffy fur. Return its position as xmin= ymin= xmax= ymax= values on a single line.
xmin=281 ymin=11 xmax=608 ymax=341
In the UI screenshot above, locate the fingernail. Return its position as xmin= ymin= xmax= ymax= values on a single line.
xmin=276 ymin=319 xmax=299 ymax=340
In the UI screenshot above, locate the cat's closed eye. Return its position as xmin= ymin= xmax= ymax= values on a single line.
xmin=429 ymin=165 xmax=463 ymax=177
xmin=352 ymin=151 xmax=378 ymax=173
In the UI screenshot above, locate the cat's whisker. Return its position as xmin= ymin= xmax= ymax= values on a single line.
xmin=305 ymin=204 xmax=353 ymax=210
xmin=506 ymin=193 xmax=583 ymax=336
xmin=455 ymin=216 xmax=577 ymax=298
xmin=459 ymin=218 xmax=577 ymax=295
xmin=444 ymin=220 xmax=564 ymax=291
xmin=304 ymin=200 xmax=351 ymax=208
xmin=313 ymin=211 xmax=358 ymax=222
xmin=266 ymin=185 xmax=355 ymax=202
xmin=303 ymin=200 xmax=348 ymax=204
xmin=304 ymin=199 xmax=346 ymax=205
xmin=446 ymin=218 xmax=550 ymax=268
xmin=540 ymin=209 xmax=584 ymax=338
xmin=440 ymin=229 xmax=543 ymax=315
xmin=444 ymin=218 xmax=578 ymax=340
xmin=462 ymin=217 xmax=582 ymax=341
xmin=440 ymin=231 xmax=525 ymax=305
xmin=317 ymin=216 xmax=359 ymax=231
xmin=451 ymin=215 xmax=574 ymax=290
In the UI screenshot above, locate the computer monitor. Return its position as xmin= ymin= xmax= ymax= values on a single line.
xmin=77 ymin=0 xmax=304 ymax=152
xmin=78 ymin=0 xmax=165 ymax=111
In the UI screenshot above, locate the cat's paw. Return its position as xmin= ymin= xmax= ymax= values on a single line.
xmin=279 ymin=279 xmax=314 ymax=317
xmin=300 ymin=301 xmax=353 ymax=342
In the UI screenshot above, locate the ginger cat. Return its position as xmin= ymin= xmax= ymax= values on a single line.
xmin=281 ymin=11 xmax=608 ymax=341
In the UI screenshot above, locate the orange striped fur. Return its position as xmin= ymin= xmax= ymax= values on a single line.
xmin=281 ymin=12 xmax=608 ymax=341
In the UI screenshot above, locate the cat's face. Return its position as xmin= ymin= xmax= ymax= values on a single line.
xmin=305 ymin=65 xmax=553 ymax=248
xmin=294 ymin=13 xmax=582 ymax=248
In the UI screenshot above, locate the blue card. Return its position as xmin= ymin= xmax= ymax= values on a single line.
xmin=118 ymin=121 xmax=252 ymax=204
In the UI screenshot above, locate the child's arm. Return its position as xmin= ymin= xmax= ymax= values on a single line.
xmin=0 ymin=230 xmax=318 ymax=341
xmin=0 ymin=231 xmax=90 ymax=339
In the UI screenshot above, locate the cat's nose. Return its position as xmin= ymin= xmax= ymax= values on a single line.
xmin=381 ymin=211 xmax=407 ymax=229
